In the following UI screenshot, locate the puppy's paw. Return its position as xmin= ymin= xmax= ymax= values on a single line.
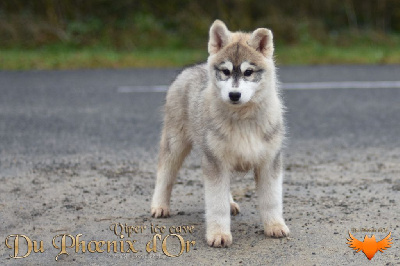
xmin=230 ymin=202 xmax=240 ymax=216
xmin=151 ymin=206 xmax=170 ymax=218
xmin=264 ymin=223 xmax=289 ymax=238
xmin=207 ymin=232 xmax=232 ymax=248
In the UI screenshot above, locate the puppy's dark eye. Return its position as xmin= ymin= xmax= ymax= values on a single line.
xmin=222 ymin=69 xmax=230 ymax=75
xmin=244 ymin=69 xmax=253 ymax=77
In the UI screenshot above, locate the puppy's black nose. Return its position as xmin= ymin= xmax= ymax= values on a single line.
xmin=229 ymin=92 xmax=241 ymax=102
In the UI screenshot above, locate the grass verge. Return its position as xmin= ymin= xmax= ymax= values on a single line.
xmin=1 ymin=43 xmax=400 ymax=70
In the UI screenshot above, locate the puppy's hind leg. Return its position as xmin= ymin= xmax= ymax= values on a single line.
xmin=151 ymin=126 xmax=191 ymax=218
xmin=229 ymin=193 xmax=240 ymax=216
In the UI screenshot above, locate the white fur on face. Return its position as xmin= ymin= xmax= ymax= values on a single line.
xmin=217 ymin=79 xmax=257 ymax=104
xmin=216 ymin=61 xmax=262 ymax=105
xmin=240 ymin=62 xmax=255 ymax=73
xmin=219 ymin=61 xmax=233 ymax=71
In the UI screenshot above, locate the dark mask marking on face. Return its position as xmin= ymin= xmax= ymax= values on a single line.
xmin=214 ymin=65 xmax=229 ymax=81
xmin=232 ymin=65 xmax=241 ymax=88
xmin=251 ymin=69 xmax=264 ymax=83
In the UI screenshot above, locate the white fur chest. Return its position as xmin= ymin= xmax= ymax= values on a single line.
xmin=207 ymin=120 xmax=277 ymax=172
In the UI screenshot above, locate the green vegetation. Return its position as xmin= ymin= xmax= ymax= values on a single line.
xmin=276 ymin=38 xmax=400 ymax=65
xmin=0 ymin=46 xmax=207 ymax=70
xmin=2 ymin=38 xmax=400 ymax=70
xmin=1 ymin=1 xmax=400 ymax=69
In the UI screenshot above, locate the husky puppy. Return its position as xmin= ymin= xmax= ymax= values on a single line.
xmin=151 ymin=20 xmax=289 ymax=247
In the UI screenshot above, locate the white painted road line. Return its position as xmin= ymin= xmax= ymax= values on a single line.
xmin=282 ymin=81 xmax=400 ymax=90
xmin=117 ymin=81 xmax=400 ymax=93
xmin=117 ymin=85 xmax=169 ymax=93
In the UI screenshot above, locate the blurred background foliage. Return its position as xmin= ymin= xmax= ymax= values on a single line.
xmin=1 ymin=0 xmax=400 ymax=68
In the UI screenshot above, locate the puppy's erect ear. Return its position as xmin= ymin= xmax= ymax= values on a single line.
xmin=248 ymin=28 xmax=274 ymax=57
xmin=208 ymin=20 xmax=231 ymax=55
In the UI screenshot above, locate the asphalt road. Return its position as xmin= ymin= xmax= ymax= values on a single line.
xmin=1 ymin=65 xmax=399 ymax=265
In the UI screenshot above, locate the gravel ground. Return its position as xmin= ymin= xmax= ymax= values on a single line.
xmin=0 ymin=66 xmax=399 ymax=265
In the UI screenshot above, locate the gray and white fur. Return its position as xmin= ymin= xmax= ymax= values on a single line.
xmin=151 ymin=20 xmax=289 ymax=247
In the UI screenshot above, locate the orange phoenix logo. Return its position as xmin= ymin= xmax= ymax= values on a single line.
xmin=347 ymin=232 xmax=392 ymax=260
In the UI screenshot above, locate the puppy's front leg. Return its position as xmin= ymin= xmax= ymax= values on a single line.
xmin=202 ymin=158 xmax=232 ymax=247
xmin=254 ymin=152 xmax=289 ymax=238
xmin=151 ymin=127 xmax=192 ymax=218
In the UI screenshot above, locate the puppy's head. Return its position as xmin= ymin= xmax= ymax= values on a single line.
xmin=207 ymin=20 xmax=275 ymax=106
